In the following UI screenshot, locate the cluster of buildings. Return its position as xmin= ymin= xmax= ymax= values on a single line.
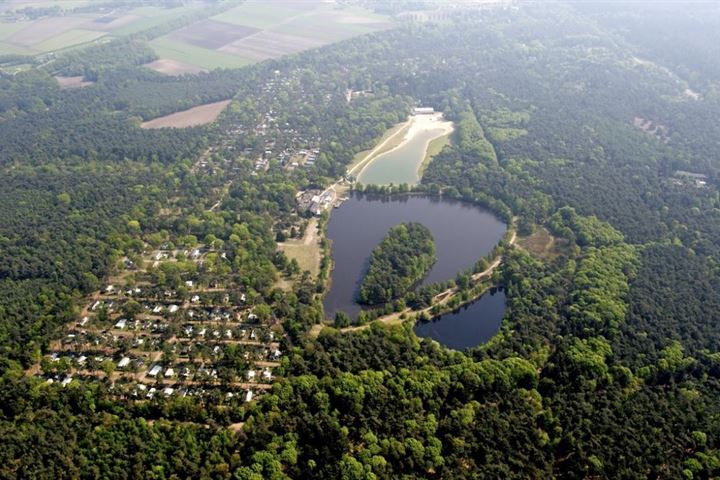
xmin=36 ymin=243 xmax=281 ymax=403
xmin=201 ymin=70 xmax=331 ymax=175
xmin=296 ymin=189 xmax=335 ymax=216
xmin=673 ymin=170 xmax=709 ymax=188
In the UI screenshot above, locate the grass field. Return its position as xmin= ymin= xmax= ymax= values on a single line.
xmin=34 ymin=29 xmax=105 ymax=52
xmin=419 ymin=131 xmax=452 ymax=176
xmin=0 ymin=41 xmax=33 ymax=55
xmin=0 ymin=62 xmax=31 ymax=74
xmin=112 ymin=6 xmax=205 ymax=36
xmin=277 ymin=218 xmax=321 ymax=278
xmin=2 ymin=0 xmax=90 ymax=9
xmin=0 ymin=21 xmax=29 ymax=40
xmin=273 ymin=8 xmax=389 ymax=43
xmin=150 ymin=37 xmax=252 ymax=70
xmin=213 ymin=2 xmax=309 ymax=29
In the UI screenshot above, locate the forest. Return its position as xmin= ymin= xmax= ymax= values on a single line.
xmin=1 ymin=1 xmax=720 ymax=478
xmin=358 ymin=222 xmax=436 ymax=305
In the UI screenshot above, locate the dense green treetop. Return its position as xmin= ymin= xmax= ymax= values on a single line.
xmin=358 ymin=222 xmax=436 ymax=305
xmin=1 ymin=2 xmax=720 ymax=478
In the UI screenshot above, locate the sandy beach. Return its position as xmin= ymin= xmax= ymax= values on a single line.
xmin=354 ymin=113 xmax=454 ymax=183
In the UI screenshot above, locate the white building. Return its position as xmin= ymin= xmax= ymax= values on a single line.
xmin=413 ymin=107 xmax=435 ymax=115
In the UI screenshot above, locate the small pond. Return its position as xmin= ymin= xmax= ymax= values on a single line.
xmin=414 ymin=287 xmax=507 ymax=350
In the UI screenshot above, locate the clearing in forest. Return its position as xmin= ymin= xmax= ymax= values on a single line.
xmin=144 ymin=58 xmax=208 ymax=76
xmin=140 ymin=100 xmax=232 ymax=129
xmin=277 ymin=218 xmax=321 ymax=278
xmin=517 ymin=227 xmax=568 ymax=260
xmin=55 ymin=75 xmax=94 ymax=89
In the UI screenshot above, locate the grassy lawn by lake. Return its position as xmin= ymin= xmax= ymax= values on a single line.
xmin=277 ymin=218 xmax=321 ymax=278
xmin=418 ymin=130 xmax=452 ymax=177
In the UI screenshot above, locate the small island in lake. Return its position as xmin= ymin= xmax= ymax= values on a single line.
xmin=358 ymin=222 xmax=436 ymax=305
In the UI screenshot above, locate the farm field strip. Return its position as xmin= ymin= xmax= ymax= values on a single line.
xmin=0 ymin=40 xmax=32 ymax=55
xmin=1 ymin=0 xmax=91 ymax=10
xmin=212 ymin=1 xmax=310 ymax=28
xmin=146 ymin=1 xmax=390 ymax=69
xmin=140 ymin=100 xmax=232 ymax=129
xmin=33 ymin=28 xmax=105 ymax=52
xmin=0 ymin=21 xmax=29 ymax=40
xmin=6 ymin=15 xmax=91 ymax=46
xmin=218 ymin=31 xmax=325 ymax=61
xmin=150 ymin=36 xmax=252 ymax=70
xmin=165 ymin=18 xmax=259 ymax=50
xmin=111 ymin=5 xmax=204 ymax=36
xmin=81 ymin=13 xmax=141 ymax=32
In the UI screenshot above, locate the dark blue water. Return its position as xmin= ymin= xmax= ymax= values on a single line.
xmin=323 ymin=194 xmax=506 ymax=319
xmin=414 ymin=287 xmax=507 ymax=350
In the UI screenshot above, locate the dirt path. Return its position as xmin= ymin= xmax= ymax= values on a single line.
xmin=208 ymin=182 xmax=231 ymax=212
xmin=301 ymin=218 xmax=318 ymax=246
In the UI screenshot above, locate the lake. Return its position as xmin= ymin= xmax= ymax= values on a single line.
xmin=414 ymin=287 xmax=507 ymax=350
xmin=357 ymin=120 xmax=451 ymax=186
xmin=323 ymin=194 xmax=506 ymax=319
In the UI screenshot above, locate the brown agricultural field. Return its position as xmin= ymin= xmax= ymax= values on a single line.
xmin=218 ymin=31 xmax=324 ymax=61
xmin=144 ymin=58 xmax=208 ymax=76
xmin=166 ymin=19 xmax=258 ymax=50
xmin=140 ymin=100 xmax=232 ymax=129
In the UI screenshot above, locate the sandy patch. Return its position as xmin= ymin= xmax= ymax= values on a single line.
xmin=144 ymin=58 xmax=208 ymax=76
xmin=140 ymin=100 xmax=232 ymax=129
xmin=354 ymin=113 xmax=454 ymax=180
xmin=55 ymin=75 xmax=94 ymax=89
xmin=684 ymin=88 xmax=700 ymax=100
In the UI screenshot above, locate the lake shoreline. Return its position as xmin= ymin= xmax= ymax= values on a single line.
xmin=321 ymin=194 xmax=507 ymax=320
